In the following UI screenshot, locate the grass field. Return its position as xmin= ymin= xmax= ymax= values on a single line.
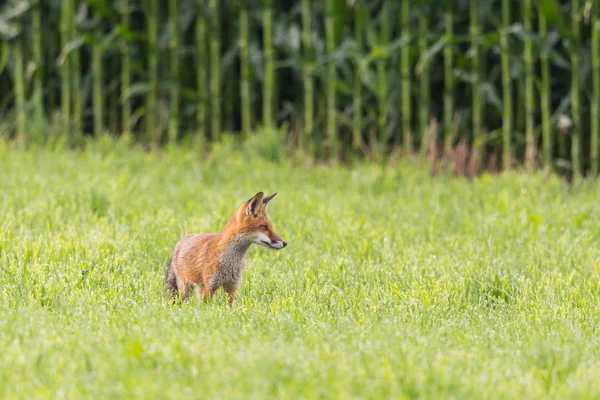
xmin=1 ymin=139 xmax=600 ymax=399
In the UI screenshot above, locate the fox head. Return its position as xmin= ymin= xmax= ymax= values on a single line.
xmin=231 ymin=191 xmax=287 ymax=250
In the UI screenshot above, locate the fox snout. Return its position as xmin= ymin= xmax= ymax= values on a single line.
xmin=268 ymin=239 xmax=288 ymax=250
xmin=257 ymin=233 xmax=287 ymax=250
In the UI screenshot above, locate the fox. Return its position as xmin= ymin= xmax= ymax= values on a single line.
xmin=165 ymin=191 xmax=287 ymax=307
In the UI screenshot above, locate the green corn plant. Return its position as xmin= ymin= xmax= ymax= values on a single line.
xmin=109 ymin=56 xmax=119 ymax=133
xmin=524 ymin=0 xmax=536 ymax=171
xmin=168 ymin=0 xmax=179 ymax=143
xmin=444 ymin=0 xmax=455 ymax=150
xmin=591 ymin=0 xmax=599 ymax=176
xmin=325 ymin=0 xmax=337 ymax=157
xmin=196 ymin=0 xmax=207 ymax=139
xmin=500 ymin=0 xmax=512 ymax=169
xmin=147 ymin=0 xmax=158 ymax=143
xmin=240 ymin=0 xmax=251 ymax=137
xmin=418 ymin=4 xmax=430 ymax=157
xmin=377 ymin=2 xmax=392 ymax=147
xmin=539 ymin=7 xmax=552 ymax=171
xmin=224 ymin=2 xmax=236 ymax=132
xmin=209 ymin=0 xmax=220 ymax=139
xmin=302 ymin=0 xmax=313 ymax=145
xmin=13 ymin=30 xmax=26 ymax=141
xmin=263 ymin=0 xmax=274 ymax=129
xmin=401 ymin=0 xmax=412 ymax=152
xmin=121 ymin=0 xmax=131 ymax=136
xmin=71 ymin=0 xmax=82 ymax=139
xmin=571 ymin=0 xmax=581 ymax=179
xmin=32 ymin=0 xmax=44 ymax=124
xmin=352 ymin=0 xmax=364 ymax=151
xmin=470 ymin=0 xmax=481 ymax=144
xmin=92 ymin=24 xmax=103 ymax=137
xmin=60 ymin=0 xmax=72 ymax=128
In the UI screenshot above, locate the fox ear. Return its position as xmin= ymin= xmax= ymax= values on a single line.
xmin=262 ymin=192 xmax=277 ymax=208
xmin=246 ymin=192 xmax=264 ymax=217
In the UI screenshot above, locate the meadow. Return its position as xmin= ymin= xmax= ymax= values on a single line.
xmin=1 ymin=138 xmax=600 ymax=399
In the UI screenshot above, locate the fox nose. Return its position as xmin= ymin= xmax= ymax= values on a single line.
xmin=281 ymin=241 xmax=287 ymax=248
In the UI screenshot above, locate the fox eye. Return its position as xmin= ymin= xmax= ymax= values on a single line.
xmin=261 ymin=225 xmax=268 ymax=231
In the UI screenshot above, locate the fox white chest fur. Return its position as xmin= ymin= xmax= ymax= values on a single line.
xmin=210 ymin=236 xmax=251 ymax=291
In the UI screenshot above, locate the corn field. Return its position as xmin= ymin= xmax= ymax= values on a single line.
xmin=1 ymin=0 xmax=599 ymax=176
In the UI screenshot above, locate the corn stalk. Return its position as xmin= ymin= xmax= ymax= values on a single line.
xmin=470 ymin=0 xmax=481 ymax=144
xmin=302 ymin=0 xmax=313 ymax=145
xmin=121 ymin=0 xmax=131 ymax=136
xmin=524 ymin=0 xmax=536 ymax=171
xmin=263 ymin=0 xmax=274 ymax=129
xmin=60 ymin=0 xmax=72 ymax=128
xmin=168 ymin=0 xmax=179 ymax=143
xmin=196 ymin=0 xmax=207 ymax=138
xmin=325 ymin=0 xmax=337 ymax=156
xmin=13 ymin=32 xmax=26 ymax=141
xmin=591 ymin=0 xmax=599 ymax=176
xmin=444 ymin=0 xmax=455 ymax=150
xmin=571 ymin=0 xmax=581 ymax=178
xmin=401 ymin=0 xmax=412 ymax=152
xmin=539 ymin=8 xmax=552 ymax=170
xmin=418 ymin=5 xmax=430 ymax=157
xmin=147 ymin=0 xmax=158 ymax=143
xmin=500 ymin=0 xmax=512 ymax=169
xmin=92 ymin=25 xmax=103 ymax=137
xmin=377 ymin=2 xmax=392 ymax=145
xmin=209 ymin=0 xmax=220 ymax=139
xmin=32 ymin=0 xmax=44 ymax=124
xmin=71 ymin=0 xmax=82 ymax=139
xmin=240 ymin=0 xmax=251 ymax=137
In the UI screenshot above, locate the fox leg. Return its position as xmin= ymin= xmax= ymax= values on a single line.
xmin=201 ymin=285 xmax=214 ymax=303
xmin=177 ymin=279 xmax=191 ymax=301
xmin=224 ymin=286 xmax=237 ymax=307
xmin=193 ymin=284 xmax=206 ymax=302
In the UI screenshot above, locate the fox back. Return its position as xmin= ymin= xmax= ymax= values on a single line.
xmin=165 ymin=191 xmax=287 ymax=306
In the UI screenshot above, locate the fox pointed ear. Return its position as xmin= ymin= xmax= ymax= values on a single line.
xmin=262 ymin=192 xmax=278 ymax=208
xmin=246 ymin=192 xmax=264 ymax=217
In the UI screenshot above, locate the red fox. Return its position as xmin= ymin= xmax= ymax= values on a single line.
xmin=165 ymin=191 xmax=287 ymax=306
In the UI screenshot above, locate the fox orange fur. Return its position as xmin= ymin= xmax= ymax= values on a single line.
xmin=165 ymin=191 xmax=287 ymax=306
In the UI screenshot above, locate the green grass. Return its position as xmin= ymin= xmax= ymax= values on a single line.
xmin=1 ymin=138 xmax=600 ymax=399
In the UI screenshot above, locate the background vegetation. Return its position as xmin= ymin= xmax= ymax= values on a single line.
xmin=0 ymin=0 xmax=599 ymax=178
